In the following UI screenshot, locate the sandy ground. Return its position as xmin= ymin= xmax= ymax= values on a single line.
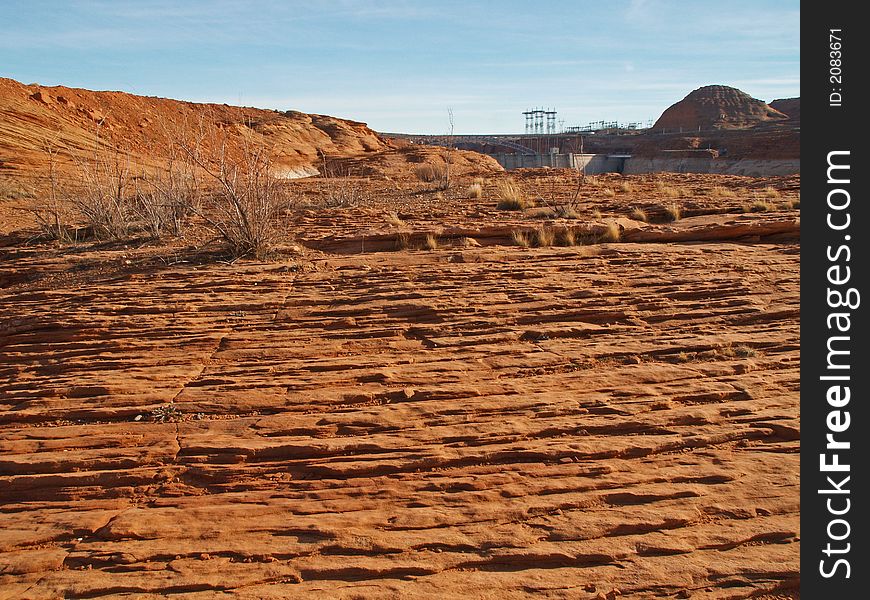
xmin=0 ymin=172 xmax=799 ymax=599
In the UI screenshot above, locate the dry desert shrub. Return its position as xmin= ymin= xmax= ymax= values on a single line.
xmin=511 ymin=229 xmax=531 ymax=247
xmin=554 ymin=205 xmax=580 ymax=219
xmin=423 ymin=233 xmax=439 ymax=250
xmin=746 ymin=199 xmax=774 ymax=213
xmin=556 ymin=226 xmax=577 ymax=246
xmin=395 ymin=232 xmax=411 ymax=250
xmin=601 ymin=187 xmax=616 ymax=197
xmin=318 ymin=156 xmax=361 ymax=208
xmin=384 ymin=211 xmax=405 ymax=227
xmin=591 ymin=209 xmax=603 ymax=219
xmin=134 ymin=160 xmax=201 ymax=239
xmin=414 ymin=163 xmax=438 ymax=183
xmin=664 ymin=203 xmax=682 ymax=222
xmin=630 ymin=208 xmax=648 ymax=222
xmin=619 ymin=181 xmax=635 ymax=193
xmin=67 ymin=141 xmax=139 ymax=240
xmin=654 ymin=181 xmax=681 ymax=198
xmin=600 ymin=221 xmax=621 ymax=242
xmin=177 ymin=125 xmax=291 ymax=259
xmin=762 ymin=186 xmax=781 ymax=198
xmin=497 ymin=181 xmax=533 ymax=210
xmin=710 ymin=186 xmax=737 ymax=198
xmin=414 ymin=162 xmax=450 ymax=190
xmin=28 ymin=144 xmax=76 ymax=241
xmin=533 ymin=226 xmax=555 ymax=247
xmin=466 ymin=182 xmax=483 ymax=199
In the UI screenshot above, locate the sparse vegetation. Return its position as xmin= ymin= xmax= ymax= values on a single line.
xmin=591 ymin=209 xmax=603 ymax=219
xmin=466 ymin=182 xmax=483 ymax=199
xmin=385 ymin=211 xmax=405 ymax=227
xmin=151 ymin=404 xmax=183 ymax=423
xmin=414 ymin=161 xmax=450 ymax=189
xmin=734 ymin=344 xmax=757 ymax=358
xmin=533 ymin=225 xmax=555 ymax=247
xmin=630 ymin=208 xmax=648 ymax=222
xmin=619 ymin=181 xmax=635 ymax=193
xmin=556 ymin=226 xmax=577 ymax=246
xmin=414 ymin=163 xmax=439 ymax=183
xmin=710 ymin=186 xmax=737 ymax=198
xmin=600 ymin=221 xmax=621 ymax=243
xmin=601 ymin=187 xmax=616 ymax=197
xmin=423 ymin=233 xmax=439 ymax=250
xmin=664 ymin=203 xmax=682 ymax=222
xmin=762 ymin=186 xmax=780 ymax=198
xmin=654 ymin=181 xmax=681 ymax=198
xmin=395 ymin=232 xmax=410 ymax=250
xmin=511 ymin=229 xmax=530 ymax=247
xmin=554 ymin=205 xmax=580 ymax=219
xmin=746 ymin=200 xmax=774 ymax=213
xmin=497 ymin=181 xmax=533 ymax=210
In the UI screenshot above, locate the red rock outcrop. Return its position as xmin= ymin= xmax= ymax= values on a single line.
xmin=652 ymin=85 xmax=789 ymax=131
xmin=0 ymin=77 xmax=393 ymax=180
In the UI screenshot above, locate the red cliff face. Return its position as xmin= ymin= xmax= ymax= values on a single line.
xmin=652 ymin=85 xmax=789 ymax=132
xmin=0 ymin=77 xmax=393 ymax=178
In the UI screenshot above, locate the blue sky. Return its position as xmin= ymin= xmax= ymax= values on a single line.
xmin=2 ymin=0 xmax=799 ymax=134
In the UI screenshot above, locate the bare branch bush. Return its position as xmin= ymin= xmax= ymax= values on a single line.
xmin=535 ymin=166 xmax=584 ymax=219
xmin=28 ymin=142 xmax=76 ymax=241
xmin=175 ymin=118 xmax=291 ymax=259
xmin=318 ymin=152 xmax=361 ymax=208
xmin=133 ymin=150 xmax=201 ymax=239
xmin=69 ymin=134 xmax=138 ymax=240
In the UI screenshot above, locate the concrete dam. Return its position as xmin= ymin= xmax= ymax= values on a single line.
xmin=387 ymin=132 xmax=799 ymax=178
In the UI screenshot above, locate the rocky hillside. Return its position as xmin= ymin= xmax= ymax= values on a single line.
xmin=0 ymin=77 xmax=393 ymax=181
xmin=652 ymin=85 xmax=789 ymax=132
xmin=769 ymin=97 xmax=800 ymax=124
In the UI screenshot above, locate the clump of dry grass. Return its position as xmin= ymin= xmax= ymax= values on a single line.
xmin=619 ymin=181 xmax=635 ymax=193
xmin=664 ymin=203 xmax=682 ymax=222
xmin=717 ymin=343 xmax=758 ymax=359
xmin=395 ymin=232 xmax=410 ymax=250
xmin=423 ymin=234 xmax=439 ymax=250
xmin=584 ymin=176 xmax=601 ymax=188
xmin=414 ymin=163 xmax=439 ymax=183
xmin=654 ymin=181 xmax=681 ymax=198
xmin=762 ymin=186 xmax=781 ymax=198
xmin=710 ymin=186 xmax=737 ymax=198
xmin=497 ymin=181 xmax=533 ymax=210
xmin=384 ymin=211 xmax=405 ymax=227
xmin=591 ymin=209 xmax=603 ymax=219
xmin=512 ymin=230 xmax=531 ymax=247
xmin=533 ymin=226 xmax=555 ymax=247
xmin=556 ymin=227 xmax=577 ymax=246
xmin=555 ymin=205 xmax=580 ymax=219
xmin=630 ymin=208 xmax=648 ymax=222
xmin=466 ymin=182 xmax=483 ymax=199
xmin=746 ymin=200 xmax=774 ymax=213
xmin=600 ymin=221 xmax=621 ymax=243
xmin=601 ymin=187 xmax=617 ymax=197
